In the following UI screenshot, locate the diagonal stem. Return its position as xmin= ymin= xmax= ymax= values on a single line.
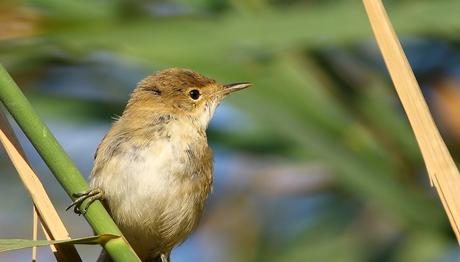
xmin=0 ymin=64 xmax=140 ymax=261
xmin=0 ymin=110 xmax=82 ymax=261
xmin=363 ymin=0 xmax=460 ymax=244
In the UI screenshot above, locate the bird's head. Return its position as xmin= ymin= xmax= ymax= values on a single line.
xmin=125 ymin=68 xmax=251 ymax=128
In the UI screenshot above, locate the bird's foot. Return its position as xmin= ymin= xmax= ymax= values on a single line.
xmin=66 ymin=188 xmax=103 ymax=215
xmin=160 ymin=253 xmax=169 ymax=262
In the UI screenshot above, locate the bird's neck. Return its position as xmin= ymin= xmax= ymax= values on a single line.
xmin=116 ymin=108 xmax=207 ymax=142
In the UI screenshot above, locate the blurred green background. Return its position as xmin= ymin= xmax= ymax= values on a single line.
xmin=2 ymin=0 xmax=460 ymax=261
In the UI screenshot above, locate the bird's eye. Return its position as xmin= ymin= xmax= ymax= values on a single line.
xmin=189 ymin=89 xmax=200 ymax=100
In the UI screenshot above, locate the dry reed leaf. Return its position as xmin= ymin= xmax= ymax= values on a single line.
xmin=363 ymin=0 xmax=460 ymax=243
xmin=40 ymin=221 xmax=57 ymax=253
xmin=0 ymin=110 xmax=81 ymax=261
xmin=32 ymin=206 xmax=38 ymax=262
xmin=34 ymin=205 xmax=59 ymax=259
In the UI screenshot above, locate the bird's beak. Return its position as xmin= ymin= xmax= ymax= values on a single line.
xmin=223 ymin=82 xmax=252 ymax=95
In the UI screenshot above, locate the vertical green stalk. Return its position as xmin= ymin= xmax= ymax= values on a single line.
xmin=0 ymin=65 xmax=140 ymax=262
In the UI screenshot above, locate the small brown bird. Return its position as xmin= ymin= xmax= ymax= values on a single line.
xmin=68 ymin=68 xmax=251 ymax=261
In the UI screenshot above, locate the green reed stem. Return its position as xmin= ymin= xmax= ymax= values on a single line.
xmin=0 ymin=64 xmax=140 ymax=262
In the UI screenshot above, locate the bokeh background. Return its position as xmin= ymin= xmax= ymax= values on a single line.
xmin=2 ymin=0 xmax=460 ymax=261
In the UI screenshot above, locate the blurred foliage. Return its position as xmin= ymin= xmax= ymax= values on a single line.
xmin=2 ymin=0 xmax=460 ymax=261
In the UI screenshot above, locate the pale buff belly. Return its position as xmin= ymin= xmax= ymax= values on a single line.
xmin=90 ymin=140 xmax=210 ymax=259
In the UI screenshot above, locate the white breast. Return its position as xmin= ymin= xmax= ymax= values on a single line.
xmin=89 ymin=121 xmax=211 ymax=258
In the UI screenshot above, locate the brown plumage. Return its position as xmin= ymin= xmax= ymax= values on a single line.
xmin=70 ymin=68 xmax=250 ymax=261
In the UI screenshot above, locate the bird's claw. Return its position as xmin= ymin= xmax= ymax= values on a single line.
xmin=161 ymin=254 xmax=169 ymax=262
xmin=66 ymin=188 xmax=103 ymax=215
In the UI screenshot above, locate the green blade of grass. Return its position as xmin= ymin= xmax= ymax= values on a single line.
xmin=0 ymin=234 xmax=119 ymax=253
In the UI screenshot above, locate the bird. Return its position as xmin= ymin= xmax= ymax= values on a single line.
xmin=67 ymin=68 xmax=251 ymax=262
